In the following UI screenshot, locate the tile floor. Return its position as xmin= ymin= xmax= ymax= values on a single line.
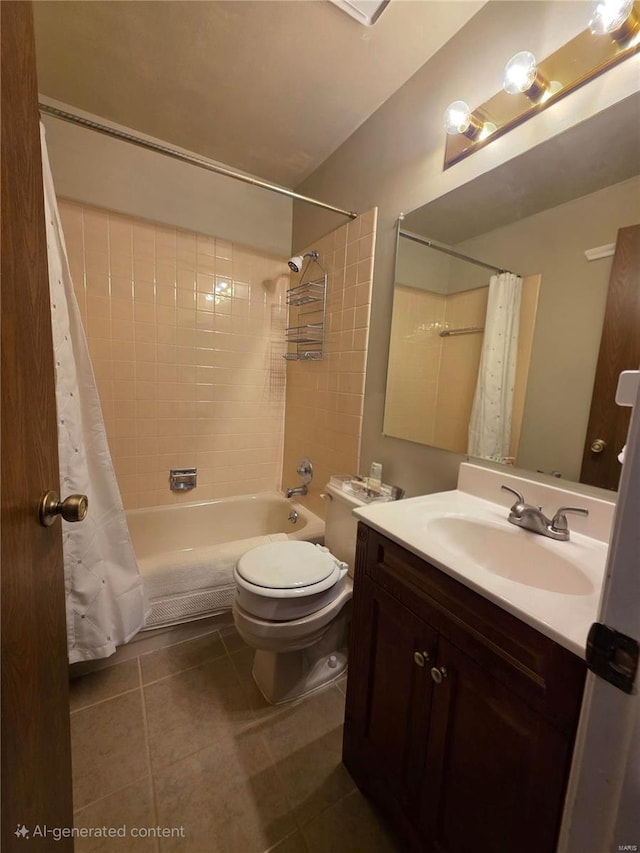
xmin=69 ymin=624 xmax=403 ymax=852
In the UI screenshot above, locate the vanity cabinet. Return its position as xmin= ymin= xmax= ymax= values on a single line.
xmin=343 ymin=524 xmax=587 ymax=853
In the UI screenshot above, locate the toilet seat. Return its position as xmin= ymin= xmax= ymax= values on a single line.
xmin=235 ymin=540 xmax=347 ymax=599
xmin=234 ymin=540 xmax=349 ymax=621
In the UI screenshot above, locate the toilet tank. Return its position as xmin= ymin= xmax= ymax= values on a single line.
xmin=323 ymin=482 xmax=368 ymax=577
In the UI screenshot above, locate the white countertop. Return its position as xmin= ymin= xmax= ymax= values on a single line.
xmin=352 ymin=465 xmax=614 ymax=659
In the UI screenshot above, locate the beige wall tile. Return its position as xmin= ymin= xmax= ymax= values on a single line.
xmin=383 ymin=285 xmax=446 ymax=447
xmin=282 ymin=210 xmax=376 ymax=517
xmin=60 ymin=199 xmax=288 ymax=510
xmin=82 ymin=208 xmax=109 ymax=255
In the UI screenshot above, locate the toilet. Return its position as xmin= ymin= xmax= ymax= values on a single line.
xmin=232 ymin=481 xmax=363 ymax=704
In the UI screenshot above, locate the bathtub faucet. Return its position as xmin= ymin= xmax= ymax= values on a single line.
xmin=285 ymin=485 xmax=307 ymax=499
xmin=285 ymin=457 xmax=313 ymax=499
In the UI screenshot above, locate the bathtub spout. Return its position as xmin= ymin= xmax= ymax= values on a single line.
xmin=285 ymin=485 xmax=308 ymax=499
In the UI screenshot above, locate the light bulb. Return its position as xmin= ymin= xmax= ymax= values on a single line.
xmin=443 ymin=101 xmax=495 ymax=142
xmin=502 ymin=51 xmax=555 ymax=102
xmin=444 ymin=100 xmax=494 ymax=142
xmin=444 ymin=100 xmax=473 ymax=135
xmin=589 ymin=0 xmax=634 ymax=34
xmin=503 ymin=51 xmax=539 ymax=94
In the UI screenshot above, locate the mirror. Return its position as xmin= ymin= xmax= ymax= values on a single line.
xmin=383 ymin=94 xmax=640 ymax=489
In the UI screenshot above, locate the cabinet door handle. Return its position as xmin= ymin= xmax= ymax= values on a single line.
xmin=413 ymin=651 xmax=430 ymax=667
xmin=430 ymin=666 xmax=448 ymax=684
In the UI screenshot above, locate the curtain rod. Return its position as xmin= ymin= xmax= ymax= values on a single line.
xmin=39 ymin=104 xmax=358 ymax=220
xmin=400 ymin=229 xmax=518 ymax=276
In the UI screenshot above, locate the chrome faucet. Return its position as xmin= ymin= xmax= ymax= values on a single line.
xmin=285 ymin=457 xmax=313 ymax=499
xmin=500 ymin=485 xmax=589 ymax=542
xmin=285 ymin=484 xmax=307 ymax=499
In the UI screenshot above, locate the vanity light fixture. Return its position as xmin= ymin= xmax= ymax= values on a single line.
xmin=443 ymin=0 xmax=640 ymax=170
xmin=443 ymin=101 xmax=495 ymax=141
xmin=502 ymin=51 xmax=561 ymax=102
xmin=589 ymin=0 xmax=640 ymax=44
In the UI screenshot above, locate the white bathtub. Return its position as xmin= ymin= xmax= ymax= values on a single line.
xmin=127 ymin=493 xmax=325 ymax=629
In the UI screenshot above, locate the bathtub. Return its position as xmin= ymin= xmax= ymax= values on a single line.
xmin=127 ymin=493 xmax=325 ymax=630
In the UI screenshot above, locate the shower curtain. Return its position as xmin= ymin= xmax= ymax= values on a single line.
xmin=41 ymin=125 xmax=147 ymax=663
xmin=468 ymin=272 xmax=522 ymax=461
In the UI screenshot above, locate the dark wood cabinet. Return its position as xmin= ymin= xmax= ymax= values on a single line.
xmin=343 ymin=524 xmax=586 ymax=853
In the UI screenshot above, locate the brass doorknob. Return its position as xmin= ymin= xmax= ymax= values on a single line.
xmin=413 ymin=651 xmax=431 ymax=667
xmin=590 ymin=439 xmax=607 ymax=454
xmin=38 ymin=491 xmax=88 ymax=527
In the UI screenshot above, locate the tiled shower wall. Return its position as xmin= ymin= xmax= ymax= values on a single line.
xmin=385 ymin=285 xmax=489 ymax=451
xmin=386 ymin=278 xmax=539 ymax=457
xmin=384 ymin=286 xmax=449 ymax=447
xmin=282 ymin=209 xmax=376 ymax=517
xmin=433 ymin=288 xmax=488 ymax=453
xmin=59 ymin=200 xmax=288 ymax=509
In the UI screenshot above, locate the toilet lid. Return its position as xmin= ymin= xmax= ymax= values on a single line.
xmin=237 ymin=541 xmax=339 ymax=590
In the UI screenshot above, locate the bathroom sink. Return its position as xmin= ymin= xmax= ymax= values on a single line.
xmin=352 ymin=463 xmax=614 ymax=657
xmin=424 ymin=516 xmax=594 ymax=596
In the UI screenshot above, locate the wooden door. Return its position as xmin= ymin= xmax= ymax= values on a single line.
xmin=421 ymin=637 xmax=573 ymax=853
xmin=1 ymin=3 xmax=74 ymax=849
xmin=343 ymin=574 xmax=436 ymax=836
xmin=580 ymin=225 xmax=640 ymax=490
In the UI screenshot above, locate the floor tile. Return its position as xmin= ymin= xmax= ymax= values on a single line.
xmin=69 ymin=638 xmax=403 ymax=852
xmin=266 ymin=831 xmax=309 ymax=852
xmin=260 ymin=686 xmax=354 ymax=826
xmin=133 ymin=614 xmax=232 ymax=657
xmin=73 ymin=778 xmax=157 ymax=853
xmin=140 ymin=630 xmax=226 ymax=684
xmin=70 ymin=659 xmax=140 ymax=712
xmin=71 ymin=690 xmax=149 ymax=811
xmin=301 ymin=789 xmax=404 ymax=853
xmin=155 ymin=729 xmax=296 ymax=852
xmin=219 ymin=624 xmax=247 ymax=655
xmin=144 ymin=657 xmax=254 ymax=770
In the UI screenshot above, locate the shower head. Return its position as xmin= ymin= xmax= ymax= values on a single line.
xmin=288 ymin=251 xmax=319 ymax=273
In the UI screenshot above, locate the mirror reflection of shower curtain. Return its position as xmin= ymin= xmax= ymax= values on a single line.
xmin=41 ymin=124 xmax=148 ymax=662
xmin=468 ymin=272 xmax=522 ymax=461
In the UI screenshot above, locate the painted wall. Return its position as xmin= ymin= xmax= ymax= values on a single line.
xmin=292 ymin=0 xmax=639 ymax=498
xmin=42 ymin=101 xmax=292 ymax=257
xmin=395 ymin=238 xmax=452 ymax=294
xmin=282 ymin=210 xmax=376 ymax=517
xmin=59 ymin=199 xmax=288 ymax=509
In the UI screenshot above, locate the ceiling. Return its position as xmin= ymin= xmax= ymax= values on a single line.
xmin=33 ymin=0 xmax=484 ymax=188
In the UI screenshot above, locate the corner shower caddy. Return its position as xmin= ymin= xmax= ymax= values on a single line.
xmin=284 ymin=257 xmax=327 ymax=361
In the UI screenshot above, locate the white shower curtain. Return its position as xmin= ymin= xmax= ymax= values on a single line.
xmin=468 ymin=272 xmax=522 ymax=461
xmin=41 ymin=125 xmax=147 ymax=663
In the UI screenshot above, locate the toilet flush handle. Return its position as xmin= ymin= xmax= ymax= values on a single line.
xmin=320 ymin=493 xmax=333 ymax=502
